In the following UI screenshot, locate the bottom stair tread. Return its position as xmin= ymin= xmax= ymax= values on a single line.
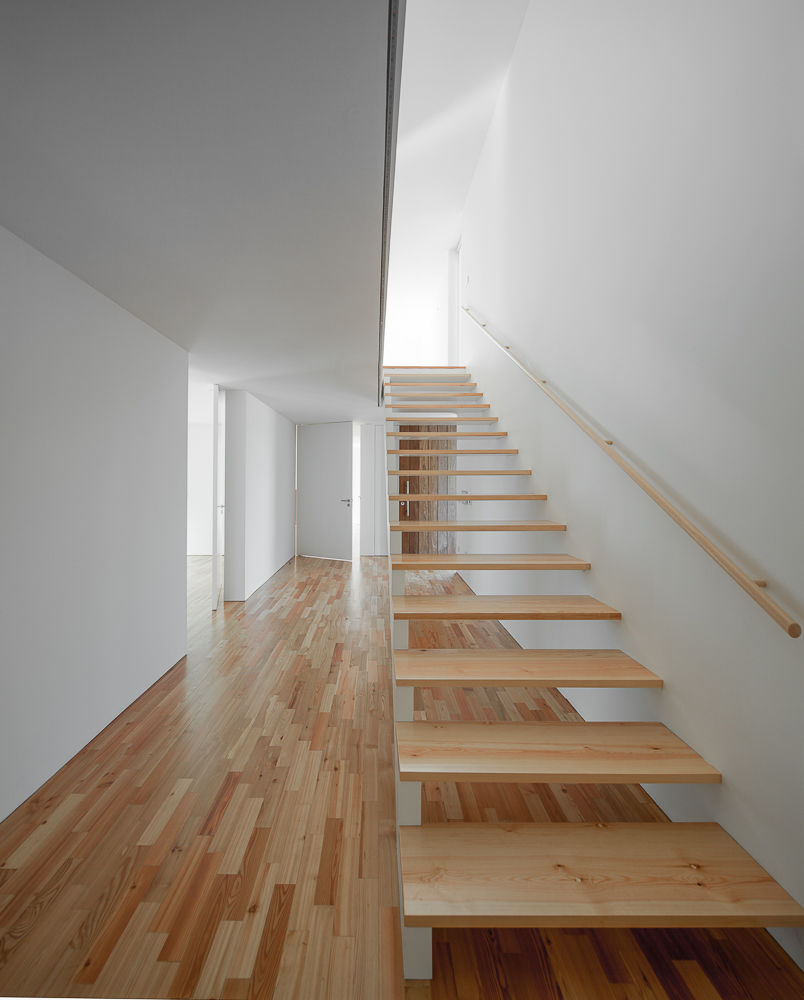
xmin=400 ymin=822 xmax=804 ymax=928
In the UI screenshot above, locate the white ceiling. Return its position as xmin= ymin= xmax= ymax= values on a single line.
xmin=384 ymin=0 xmax=529 ymax=363
xmin=0 ymin=1 xmax=389 ymax=423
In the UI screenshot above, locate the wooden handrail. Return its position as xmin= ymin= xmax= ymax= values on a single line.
xmin=463 ymin=307 xmax=801 ymax=638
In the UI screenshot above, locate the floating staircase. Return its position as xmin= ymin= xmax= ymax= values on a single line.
xmin=383 ymin=364 xmax=804 ymax=980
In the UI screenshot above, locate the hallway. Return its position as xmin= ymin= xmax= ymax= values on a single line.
xmin=1 ymin=557 xmax=803 ymax=997
xmin=0 ymin=556 xmax=403 ymax=998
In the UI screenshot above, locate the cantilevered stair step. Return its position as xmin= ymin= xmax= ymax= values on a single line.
xmin=393 ymin=648 xmax=663 ymax=688
xmin=396 ymin=721 xmax=720 ymax=784
xmin=391 ymin=553 xmax=588 ymax=571
xmin=388 ymin=449 xmax=517 ymax=456
xmin=390 ymin=520 xmax=565 ymax=532
xmin=383 ymin=364 xmax=468 ymax=369
xmin=387 ymin=432 xmax=507 ymax=438
xmin=384 ymin=381 xmax=478 ymax=388
xmin=388 ymin=469 xmax=526 ymax=477
xmin=387 ymin=417 xmax=498 ymax=424
xmin=385 ymin=392 xmax=483 ymax=398
xmin=389 ymin=494 xmax=546 ymax=501
xmin=399 ymin=822 xmax=804 ymax=928
xmin=393 ymin=595 xmax=621 ymax=621
xmin=386 ymin=403 xmax=491 ymax=410
xmin=383 ymin=369 xmax=470 ymax=378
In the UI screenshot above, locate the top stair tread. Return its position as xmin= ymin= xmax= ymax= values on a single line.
xmin=386 ymin=403 xmax=491 ymax=409
xmin=396 ymin=720 xmax=721 ymax=784
xmin=399 ymin=822 xmax=804 ymax=928
xmin=393 ymin=648 xmax=662 ymax=688
xmin=393 ymin=594 xmax=621 ymax=621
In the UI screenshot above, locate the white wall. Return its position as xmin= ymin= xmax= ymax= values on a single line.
xmin=0 ymin=225 xmax=188 ymax=823
xmin=383 ymin=0 xmax=529 ymax=364
xmin=224 ymin=390 xmax=295 ymax=601
xmin=187 ymin=421 xmax=213 ymax=554
xmin=360 ymin=423 xmax=390 ymax=556
xmin=457 ymin=0 xmax=804 ymax=967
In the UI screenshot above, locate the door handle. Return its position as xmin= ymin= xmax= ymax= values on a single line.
xmin=340 ymin=498 xmax=352 ymax=508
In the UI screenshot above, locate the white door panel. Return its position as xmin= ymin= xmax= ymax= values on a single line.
xmin=297 ymin=421 xmax=353 ymax=560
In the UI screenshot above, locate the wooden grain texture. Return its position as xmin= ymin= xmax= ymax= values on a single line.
xmin=388 ymin=468 xmax=526 ymax=475
xmin=391 ymin=554 xmax=589 ymax=571
xmin=396 ymin=425 xmax=457 ymax=556
xmin=388 ymin=449 xmax=517 ymax=455
xmin=400 ymin=822 xmax=804 ymax=927
xmin=387 ymin=417 xmax=498 ymax=423
xmin=387 ymin=432 xmax=506 ymax=438
xmin=389 ymin=494 xmax=547 ymax=501
xmin=0 ymin=556 xmax=403 ymax=999
xmin=390 ymin=520 xmax=566 ymax=532
xmin=397 ymin=721 xmax=721 ymax=784
xmin=394 ymin=594 xmax=621 ymax=621
xmin=394 ymin=648 xmax=663 ymax=688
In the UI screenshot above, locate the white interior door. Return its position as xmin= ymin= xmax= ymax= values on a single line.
xmin=297 ymin=421 xmax=353 ymax=560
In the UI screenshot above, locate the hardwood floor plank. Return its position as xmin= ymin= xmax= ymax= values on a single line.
xmin=246 ymin=882 xmax=294 ymax=1000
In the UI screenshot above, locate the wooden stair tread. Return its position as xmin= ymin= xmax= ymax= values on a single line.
xmin=387 ymin=417 xmax=498 ymax=423
xmin=396 ymin=721 xmax=720 ymax=784
xmin=389 ymin=493 xmax=546 ymax=501
xmin=387 ymin=432 xmax=507 ymax=438
xmin=387 ymin=469 xmax=528 ymax=476
xmin=393 ymin=595 xmax=621 ymax=621
xmin=385 ymin=392 xmax=483 ymax=397
xmin=399 ymin=822 xmax=804 ymax=928
xmin=390 ymin=520 xmax=565 ymax=531
xmin=383 ymin=365 xmax=468 ymax=369
xmin=393 ymin=648 xmax=662 ymax=688
xmin=391 ymin=553 xmax=587 ymax=570
xmin=388 ymin=448 xmax=517 ymax=455
xmin=385 ymin=382 xmax=478 ymax=387
xmin=386 ymin=403 xmax=491 ymax=410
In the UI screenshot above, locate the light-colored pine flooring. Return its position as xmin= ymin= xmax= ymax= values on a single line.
xmin=0 ymin=555 xmax=403 ymax=999
xmin=2 ymin=557 xmax=803 ymax=998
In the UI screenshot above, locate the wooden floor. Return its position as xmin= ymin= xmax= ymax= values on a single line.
xmin=403 ymin=569 xmax=804 ymax=1000
xmin=0 ymin=556 xmax=403 ymax=999
xmin=1 ymin=558 xmax=803 ymax=998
